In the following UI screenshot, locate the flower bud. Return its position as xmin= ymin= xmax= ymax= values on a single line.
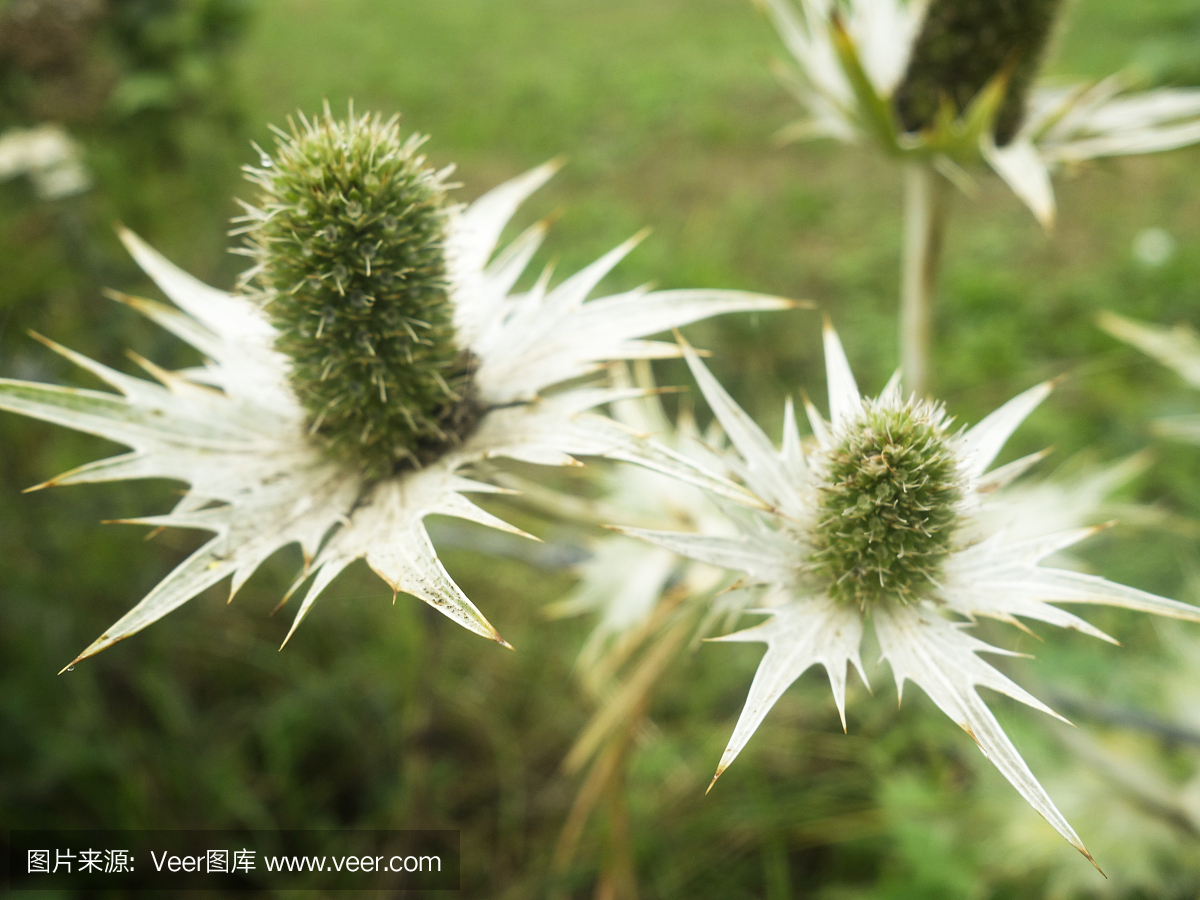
xmin=237 ymin=106 xmax=479 ymax=477
xmin=893 ymin=0 xmax=1067 ymax=145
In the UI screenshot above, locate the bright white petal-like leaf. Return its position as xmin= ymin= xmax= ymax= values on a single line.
xmin=983 ymin=137 xmax=1056 ymax=229
xmin=679 ymin=335 xmax=804 ymax=512
xmin=708 ymin=597 xmax=865 ymax=784
xmin=822 ymin=318 xmax=861 ymax=433
xmin=874 ymin=605 xmax=1098 ymax=869
xmin=478 ymin=289 xmax=795 ymax=402
xmin=957 ymin=380 xmax=1053 ymax=478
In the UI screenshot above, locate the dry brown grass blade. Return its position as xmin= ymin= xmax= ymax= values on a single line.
xmin=563 ymin=611 xmax=693 ymax=775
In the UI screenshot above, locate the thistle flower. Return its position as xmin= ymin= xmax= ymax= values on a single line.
xmin=760 ymin=0 xmax=1200 ymax=227
xmin=623 ymin=321 xmax=1200 ymax=866
xmin=0 ymin=106 xmax=792 ymax=668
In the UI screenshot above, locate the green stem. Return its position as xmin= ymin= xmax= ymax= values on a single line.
xmin=899 ymin=163 xmax=948 ymax=398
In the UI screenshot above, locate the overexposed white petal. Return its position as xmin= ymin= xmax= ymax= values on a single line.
xmin=708 ymin=597 xmax=865 ymax=774
xmin=874 ymin=605 xmax=1092 ymax=865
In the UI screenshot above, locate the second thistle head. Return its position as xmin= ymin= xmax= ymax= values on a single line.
xmin=892 ymin=0 xmax=1067 ymax=145
xmin=235 ymin=104 xmax=477 ymax=479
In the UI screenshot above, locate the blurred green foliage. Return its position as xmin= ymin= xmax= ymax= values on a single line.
xmin=3 ymin=0 xmax=1200 ymax=897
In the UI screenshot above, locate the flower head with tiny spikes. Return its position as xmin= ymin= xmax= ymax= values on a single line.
xmin=760 ymin=0 xmax=1200 ymax=227
xmin=0 ymin=105 xmax=793 ymax=667
xmin=622 ymin=320 xmax=1200 ymax=869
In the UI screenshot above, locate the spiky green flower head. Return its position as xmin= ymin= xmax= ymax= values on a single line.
xmin=237 ymin=104 xmax=474 ymax=479
xmin=809 ymin=398 xmax=963 ymax=608
xmin=618 ymin=324 xmax=1200 ymax=870
xmin=893 ymin=0 xmax=1067 ymax=145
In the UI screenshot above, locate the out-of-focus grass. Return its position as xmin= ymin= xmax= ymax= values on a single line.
xmin=4 ymin=0 xmax=1200 ymax=897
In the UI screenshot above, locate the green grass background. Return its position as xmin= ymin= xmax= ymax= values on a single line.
xmin=4 ymin=0 xmax=1200 ymax=897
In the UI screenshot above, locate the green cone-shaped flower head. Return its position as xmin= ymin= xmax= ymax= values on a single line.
xmin=809 ymin=398 xmax=963 ymax=607
xmin=238 ymin=106 xmax=476 ymax=478
xmin=893 ymin=0 xmax=1066 ymax=145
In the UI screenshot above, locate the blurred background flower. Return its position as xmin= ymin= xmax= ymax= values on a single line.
xmin=759 ymin=0 xmax=1200 ymax=399
xmin=759 ymin=0 xmax=1200 ymax=229
xmin=4 ymin=1 xmax=1200 ymax=897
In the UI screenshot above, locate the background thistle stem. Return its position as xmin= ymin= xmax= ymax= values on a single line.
xmin=899 ymin=163 xmax=948 ymax=397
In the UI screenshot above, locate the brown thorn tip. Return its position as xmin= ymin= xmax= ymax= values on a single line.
xmin=1080 ymin=845 xmax=1105 ymax=877
xmin=58 ymin=653 xmax=86 ymax=675
xmin=705 ymin=770 xmax=723 ymax=795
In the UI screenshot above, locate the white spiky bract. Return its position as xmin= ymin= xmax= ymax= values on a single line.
xmin=0 ymin=162 xmax=794 ymax=668
xmin=760 ymin=0 xmax=1200 ymax=227
xmin=623 ymin=321 xmax=1200 ymax=869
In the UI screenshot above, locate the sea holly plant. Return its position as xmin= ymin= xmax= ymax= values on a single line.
xmin=620 ymin=321 xmax=1200 ymax=867
xmin=758 ymin=0 xmax=1200 ymax=393
xmin=0 ymin=106 xmax=794 ymax=668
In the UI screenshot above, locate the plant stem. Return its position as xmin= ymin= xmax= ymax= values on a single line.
xmin=899 ymin=162 xmax=948 ymax=397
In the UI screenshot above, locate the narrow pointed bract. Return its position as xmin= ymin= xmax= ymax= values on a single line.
xmin=626 ymin=324 xmax=1200 ymax=867
xmin=0 ymin=111 xmax=796 ymax=667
